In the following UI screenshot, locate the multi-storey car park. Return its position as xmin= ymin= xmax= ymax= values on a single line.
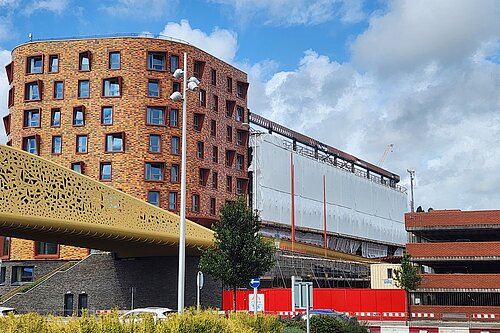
xmin=1 ymin=34 xmax=249 ymax=261
xmin=406 ymin=210 xmax=500 ymax=320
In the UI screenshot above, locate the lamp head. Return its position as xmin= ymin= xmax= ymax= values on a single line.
xmin=187 ymin=81 xmax=198 ymax=91
xmin=172 ymin=68 xmax=184 ymax=79
xmin=169 ymin=91 xmax=183 ymax=102
xmin=187 ymin=76 xmax=200 ymax=85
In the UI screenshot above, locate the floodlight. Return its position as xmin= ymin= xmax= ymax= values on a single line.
xmin=173 ymin=68 xmax=184 ymax=79
xmin=187 ymin=81 xmax=198 ymax=91
xmin=169 ymin=91 xmax=183 ymax=102
xmin=187 ymin=76 xmax=200 ymax=85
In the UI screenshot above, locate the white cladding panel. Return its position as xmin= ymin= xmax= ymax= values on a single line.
xmin=252 ymin=134 xmax=407 ymax=246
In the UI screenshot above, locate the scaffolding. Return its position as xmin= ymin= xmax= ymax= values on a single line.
xmin=263 ymin=249 xmax=370 ymax=289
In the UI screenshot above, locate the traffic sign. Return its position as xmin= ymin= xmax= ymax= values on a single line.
xmin=249 ymin=277 xmax=260 ymax=289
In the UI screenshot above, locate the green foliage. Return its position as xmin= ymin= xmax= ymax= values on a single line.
xmin=0 ymin=310 xmax=284 ymax=333
xmin=393 ymin=253 xmax=422 ymax=292
xmin=281 ymin=316 xmax=368 ymax=333
xmin=199 ymin=197 xmax=276 ymax=290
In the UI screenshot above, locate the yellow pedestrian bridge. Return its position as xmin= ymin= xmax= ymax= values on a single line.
xmin=0 ymin=145 xmax=214 ymax=257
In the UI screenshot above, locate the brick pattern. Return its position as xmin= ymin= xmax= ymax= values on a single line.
xmin=8 ymin=239 xmax=88 ymax=261
xmin=407 ymin=242 xmax=500 ymax=258
xmin=412 ymin=305 xmax=500 ymax=316
xmin=5 ymin=37 xmax=250 ymax=260
xmin=419 ymin=274 xmax=500 ymax=289
xmin=406 ymin=210 xmax=500 ymax=228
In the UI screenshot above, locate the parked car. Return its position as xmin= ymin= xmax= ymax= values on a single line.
xmin=119 ymin=307 xmax=174 ymax=323
xmin=0 ymin=307 xmax=17 ymax=316
xmin=299 ymin=309 xmax=357 ymax=322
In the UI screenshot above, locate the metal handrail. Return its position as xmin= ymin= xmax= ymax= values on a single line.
xmin=25 ymin=32 xmax=190 ymax=45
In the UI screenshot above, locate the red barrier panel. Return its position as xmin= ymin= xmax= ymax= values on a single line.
xmin=222 ymin=288 xmax=406 ymax=320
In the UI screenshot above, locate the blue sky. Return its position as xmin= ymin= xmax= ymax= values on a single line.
xmin=1 ymin=0 xmax=500 ymax=210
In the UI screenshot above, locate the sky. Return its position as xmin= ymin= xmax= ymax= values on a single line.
xmin=0 ymin=0 xmax=499 ymax=211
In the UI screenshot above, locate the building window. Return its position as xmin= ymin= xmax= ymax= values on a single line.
xmin=23 ymin=135 xmax=39 ymax=155
xmin=148 ymin=52 xmax=166 ymax=70
xmin=226 ymin=150 xmax=235 ymax=167
xmin=226 ymin=176 xmax=232 ymax=192
xmin=168 ymin=192 xmax=177 ymax=210
xmin=236 ymin=179 xmax=245 ymax=194
xmin=210 ymin=119 xmax=216 ymax=136
xmin=197 ymin=141 xmax=204 ymax=159
xmin=194 ymin=61 xmax=202 ymax=79
xmin=192 ymin=194 xmax=200 ymax=212
xmin=99 ymin=162 xmax=112 ymax=181
xmin=101 ymin=106 xmax=113 ymax=125
xmin=50 ymin=108 xmax=60 ymax=127
xmin=387 ymin=268 xmax=393 ymax=279
xmin=109 ymin=51 xmax=120 ymax=69
xmin=149 ymin=134 xmax=161 ymax=153
xmin=226 ymin=126 xmax=232 ymax=142
xmin=171 ymin=164 xmax=179 ymax=183
xmin=170 ymin=55 xmax=179 ymax=72
xmin=236 ymin=154 xmax=244 ymax=170
xmin=103 ymin=77 xmax=121 ymax=97
xmin=71 ymin=162 xmax=84 ymax=174
xmin=226 ymin=100 xmax=235 ymax=117
xmin=0 ymin=236 xmax=10 ymax=258
xmin=212 ymin=95 xmax=218 ymax=112
xmin=169 ymin=108 xmax=178 ymax=127
xmin=237 ymin=130 xmax=246 ymax=146
xmin=27 ymin=55 xmax=43 ymax=74
xmin=35 ymin=241 xmax=58 ymax=256
xmin=24 ymin=109 xmax=40 ymax=128
xmin=199 ymin=168 xmax=209 ymax=186
xmin=52 ymin=136 xmax=62 ymax=154
xmin=76 ymin=135 xmax=88 ymax=153
xmin=148 ymin=79 xmax=159 ymax=97
xmin=145 ymin=162 xmax=164 ymax=181
xmin=79 ymin=51 xmax=91 ymax=71
xmin=25 ymin=81 xmax=41 ymax=101
xmin=210 ymin=197 xmax=216 ymax=215
xmin=147 ymin=106 xmax=165 ymax=125
xmin=73 ymin=106 xmax=85 ymax=126
xmin=49 ymin=54 xmax=59 ymax=73
xmin=105 ymin=133 xmax=124 ymax=152
xmin=212 ymin=146 xmax=218 ymax=163
xmin=171 ymin=136 xmax=180 ymax=155
xmin=237 ymin=81 xmax=246 ymax=98
xmin=78 ymin=80 xmax=89 ymax=98
xmin=212 ymin=172 xmax=218 ymax=189
xmin=199 ymin=89 xmax=206 ymax=107
xmin=11 ymin=266 xmax=34 ymax=284
xmin=8 ymin=87 xmax=14 ymax=107
xmin=193 ymin=113 xmax=202 ymax=131
xmin=148 ymin=191 xmax=160 ymax=206
xmin=236 ymin=106 xmax=244 ymax=122
xmin=172 ymin=82 xmax=181 ymax=93
xmin=211 ymin=68 xmax=216 ymax=85
xmin=3 ymin=114 xmax=11 ymax=136
xmin=5 ymin=62 xmax=13 ymax=84
xmin=227 ymin=77 xmax=232 ymax=93
xmin=0 ymin=267 xmax=5 ymax=284
xmin=54 ymin=81 xmax=64 ymax=99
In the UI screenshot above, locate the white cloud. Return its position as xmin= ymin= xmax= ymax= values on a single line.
xmin=99 ymin=0 xmax=175 ymax=19
xmin=351 ymin=0 xmax=500 ymax=73
xmin=212 ymin=0 xmax=364 ymax=26
xmin=0 ymin=48 xmax=12 ymax=144
xmin=24 ymin=0 xmax=70 ymax=15
xmin=160 ymin=20 xmax=238 ymax=64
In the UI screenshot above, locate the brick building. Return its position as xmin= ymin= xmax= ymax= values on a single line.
xmin=1 ymin=35 xmax=249 ymax=293
xmin=405 ymin=210 xmax=500 ymax=319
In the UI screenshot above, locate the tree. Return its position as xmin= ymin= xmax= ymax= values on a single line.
xmin=199 ymin=197 xmax=276 ymax=311
xmin=394 ymin=253 xmax=422 ymax=321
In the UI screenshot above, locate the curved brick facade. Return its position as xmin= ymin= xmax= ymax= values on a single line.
xmin=2 ymin=36 xmax=249 ymax=262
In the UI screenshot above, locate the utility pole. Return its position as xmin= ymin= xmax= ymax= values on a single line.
xmin=407 ymin=169 xmax=415 ymax=212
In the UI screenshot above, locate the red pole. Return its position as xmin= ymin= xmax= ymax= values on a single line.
xmin=291 ymin=152 xmax=295 ymax=251
xmin=323 ymin=175 xmax=327 ymax=257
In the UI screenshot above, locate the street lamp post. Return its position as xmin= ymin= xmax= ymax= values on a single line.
xmin=170 ymin=52 xmax=199 ymax=314
xmin=407 ymin=169 xmax=415 ymax=212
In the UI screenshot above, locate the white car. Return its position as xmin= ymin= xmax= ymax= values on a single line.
xmin=0 ymin=307 xmax=16 ymax=316
xmin=119 ymin=307 xmax=174 ymax=323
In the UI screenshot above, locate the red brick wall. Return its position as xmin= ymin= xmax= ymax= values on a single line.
xmin=406 ymin=210 xmax=500 ymax=228
xmin=407 ymin=242 xmax=500 ymax=258
xmin=412 ymin=305 xmax=500 ymax=316
xmin=5 ymin=36 xmax=249 ymax=259
xmin=420 ymin=274 xmax=500 ymax=289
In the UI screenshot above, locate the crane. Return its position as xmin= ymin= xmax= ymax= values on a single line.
xmin=378 ymin=144 xmax=394 ymax=166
